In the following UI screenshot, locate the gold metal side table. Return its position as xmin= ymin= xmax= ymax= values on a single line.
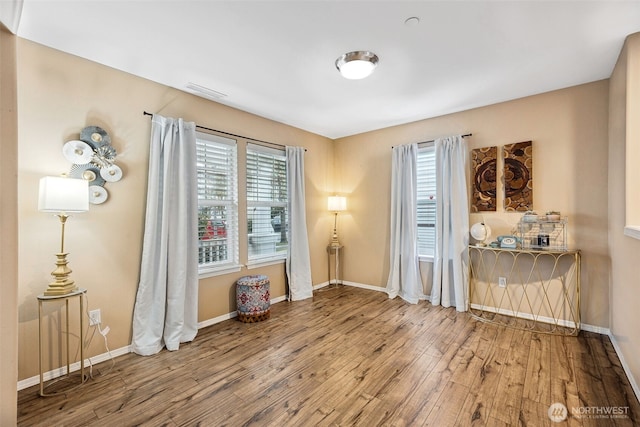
xmin=37 ymin=288 xmax=87 ymax=396
xmin=327 ymin=244 xmax=343 ymax=285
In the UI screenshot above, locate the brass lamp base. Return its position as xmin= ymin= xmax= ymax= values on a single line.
xmin=329 ymin=212 xmax=342 ymax=247
xmin=44 ymin=252 xmax=77 ymax=296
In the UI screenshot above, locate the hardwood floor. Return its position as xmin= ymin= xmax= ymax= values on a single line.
xmin=18 ymin=286 xmax=640 ymax=426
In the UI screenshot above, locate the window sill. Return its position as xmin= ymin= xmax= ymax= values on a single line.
xmin=418 ymin=255 xmax=434 ymax=263
xmin=246 ymin=257 xmax=286 ymax=269
xmin=624 ymin=225 xmax=640 ymax=240
xmin=199 ymin=263 xmax=242 ymax=279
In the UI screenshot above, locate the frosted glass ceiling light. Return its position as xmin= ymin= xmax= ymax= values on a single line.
xmin=335 ymin=51 xmax=379 ymax=80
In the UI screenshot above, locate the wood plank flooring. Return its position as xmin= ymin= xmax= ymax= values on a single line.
xmin=17 ymin=286 xmax=640 ymax=426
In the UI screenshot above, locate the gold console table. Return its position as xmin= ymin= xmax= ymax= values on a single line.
xmin=468 ymin=246 xmax=580 ymax=336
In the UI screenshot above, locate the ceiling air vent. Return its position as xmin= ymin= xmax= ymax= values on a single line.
xmin=185 ymin=82 xmax=228 ymax=101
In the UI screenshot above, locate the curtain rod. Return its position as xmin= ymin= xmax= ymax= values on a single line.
xmin=143 ymin=111 xmax=305 ymax=151
xmin=392 ymin=133 xmax=473 ymax=149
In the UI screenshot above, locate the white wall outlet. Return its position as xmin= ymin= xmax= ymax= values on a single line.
xmin=498 ymin=277 xmax=507 ymax=288
xmin=89 ymin=309 xmax=101 ymax=326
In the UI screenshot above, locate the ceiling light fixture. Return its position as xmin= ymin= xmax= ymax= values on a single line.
xmin=335 ymin=51 xmax=379 ymax=80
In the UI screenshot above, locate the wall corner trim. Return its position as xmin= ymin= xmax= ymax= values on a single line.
xmin=608 ymin=331 xmax=640 ymax=403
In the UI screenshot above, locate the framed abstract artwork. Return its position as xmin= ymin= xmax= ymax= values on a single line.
xmin=471 ymin=146 xmax=498 ymax=212
xmin=503 ymin=141 xmax=533 ymax=211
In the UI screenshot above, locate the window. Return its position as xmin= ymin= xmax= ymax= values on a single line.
xmin=246 ymin=143 xmax=288 ymax=264
xmin=417 ymin=145 xmax=436 ymax=258
xmin=196 ymin=132 xmax=239 ymax=275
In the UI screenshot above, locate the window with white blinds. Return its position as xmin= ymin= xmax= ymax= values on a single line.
xmin=417 ymin=145 xmax=437 ymax=257
xmin=196 ymin=132 xmax=239 ymax=274
xmin=246 ymin=143 xmax=288 ymax=263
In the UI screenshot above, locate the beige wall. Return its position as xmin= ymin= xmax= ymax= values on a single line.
xmin=334 ymin=81 xmax=611 ymax=328
xmin=609 ymin=32 xmax=640 ymax=399
xmin=12 ymin=32 xmax=637 ymax=397
xmin=16 ymin=39 xmax=334 ymax=381
xmin=0 ymin=27 xmax=18 ymax=426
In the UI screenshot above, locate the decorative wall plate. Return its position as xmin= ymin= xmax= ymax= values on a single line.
xmin=69 ymin=164 xmax=106 ymax=187
xmin=89 ymin=185 xmax=108 ymax=204
xmin=100 ymin=164 xmax=122 ymax=182
xmin=63 ymin=125 xmax=123 ymax=205
xmin=62 ymin=140 xmax=93 ymax=164
xmin=80 ymin=126 xmax=111 ymax=148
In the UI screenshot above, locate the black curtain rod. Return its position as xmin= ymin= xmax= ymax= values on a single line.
xmin=143 ymin=111 xmax=304 ymax=151
xmin=392 ymin=133 xmax=473 ymax=149
xmin=418 ymin=133 xmax=472 ymax=145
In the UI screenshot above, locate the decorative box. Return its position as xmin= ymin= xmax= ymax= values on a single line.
xmin=517 ymin=217 xmax=568 ymax=251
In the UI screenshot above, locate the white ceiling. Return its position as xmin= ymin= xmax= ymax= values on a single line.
xmin=14 ymin=1 xmax=640 ymax=139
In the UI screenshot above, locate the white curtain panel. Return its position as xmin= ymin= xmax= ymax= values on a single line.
xmin=431 ymin=135 xmax=470 ymax=311
xmin=386 ymin=143 xmax=423 ymax=304
xmin=131 ymin=114 xmax=199 ymax=355
xmin=286 ymin=146 xmax=313 ymax=301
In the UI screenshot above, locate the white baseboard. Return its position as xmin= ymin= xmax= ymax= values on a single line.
xmin=313 ymin=281 xmax=330 ymax=290
xmin=608 ymin=332 xmax=640 ymax=403
xmin=314 ymin=280 xmax=386 ymax=293
xmin=580 ymin=323 xmax=611 ymax=335
xmin=17 ymin=345 xmax=131 ymax=391
xmin=340 ymin=280 xmax=387 ymax=292
xmin=470 ymin=303 xmax=579 ymax=329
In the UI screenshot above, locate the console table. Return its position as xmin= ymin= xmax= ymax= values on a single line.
xmin=468 ymin=246 xmax=580 ymax=335
xmin=38 ymin=288 xmax=87 ymax=396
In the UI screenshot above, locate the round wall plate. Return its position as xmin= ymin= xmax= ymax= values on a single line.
xmin=80 ymin=126 xmax=111 ymax=148
xmin=69 ymin=164 xmax=106 ymax=187
xmin=89 ymin=185 xmax=108 ymax=204
xmin=100 ymin=164 xmax=123 ymax=182
xmin=62 ymin=140 xmax=93 ymax=164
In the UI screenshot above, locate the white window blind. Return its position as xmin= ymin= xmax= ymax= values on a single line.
xmin=246 ymin=143 xmax=288 ymax=262
xmin=196 ymin=132 xmax=239 ymax=272
xmin=417 ymin=145 xmax=436 ymax=257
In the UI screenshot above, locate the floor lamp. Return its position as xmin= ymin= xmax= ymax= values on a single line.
xmin=38 ymin=176 xmax=89 ymax=296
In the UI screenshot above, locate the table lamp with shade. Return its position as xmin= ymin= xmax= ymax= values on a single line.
xmin=38 ymin=176 xmax=89 ymax=296
xmin=328 ymin=196 xmax=347 ymax=247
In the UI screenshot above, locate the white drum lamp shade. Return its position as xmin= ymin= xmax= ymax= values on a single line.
xmin=39 ymin=176 xmax=89 ymax=213
xmin=328 ymin=196 xmax=347 ymax=212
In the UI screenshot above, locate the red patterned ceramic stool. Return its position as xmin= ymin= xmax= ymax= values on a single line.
xmin=236 ymin=275 xmax=271 ymax=323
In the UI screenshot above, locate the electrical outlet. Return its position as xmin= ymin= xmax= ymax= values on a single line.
xmin=89 ymin=309 xmax=101 ymax=326
xmin=498 ymin=277 xmax=507 ymax=288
